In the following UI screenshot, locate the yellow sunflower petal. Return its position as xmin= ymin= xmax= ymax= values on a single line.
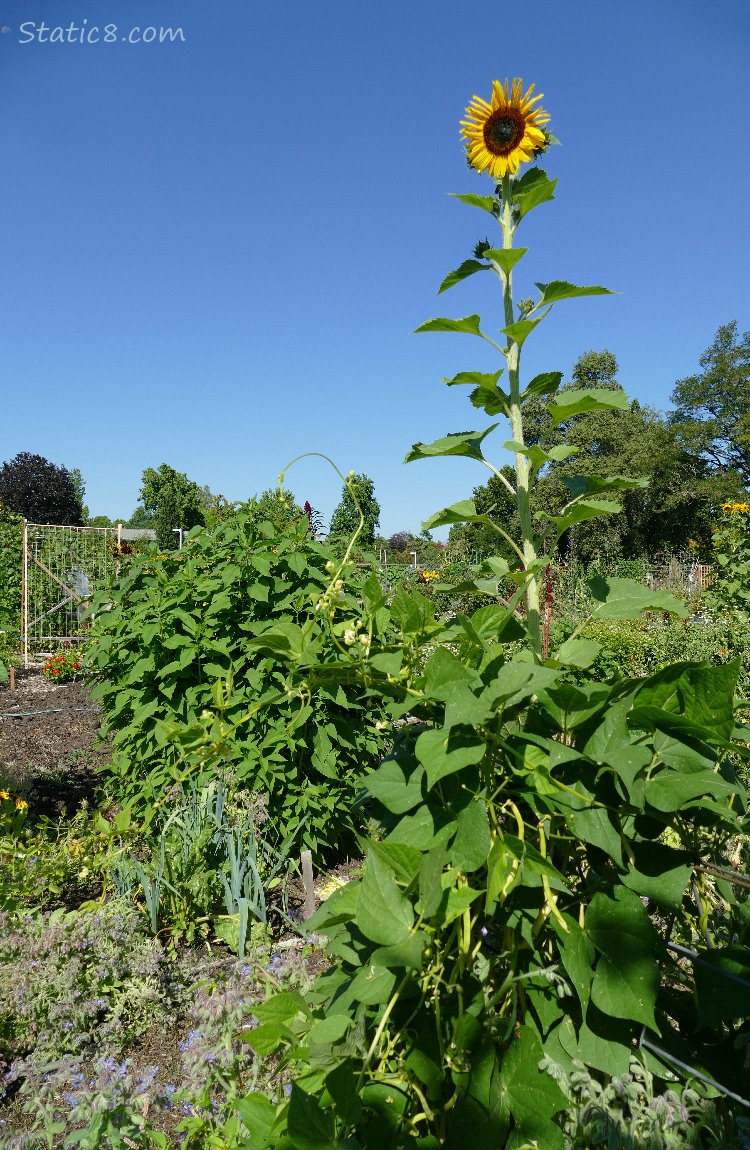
xmin=461 ymin=77 xmax=550 ymax=179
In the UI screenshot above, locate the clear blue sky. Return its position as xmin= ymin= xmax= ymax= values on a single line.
xmin=1 ymin=0 xmax=749 ymax=536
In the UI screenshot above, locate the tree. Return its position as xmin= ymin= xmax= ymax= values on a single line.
xmin=328 ymin=474 xmax=380 ymax=547
xmin=139 ymin=464 xmax=205 ymax=549
xmin=0 ymin=452 xmax=83 ymax=525
xmin=670 ymin=321 xmax=750 ymax=484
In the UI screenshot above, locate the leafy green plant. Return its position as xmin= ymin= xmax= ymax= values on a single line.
xmin=705 ymin=501 xmax=750 ymax=619
xmin=87 ymin=503 xmax=391 ymax=857
xmin=42 ymin=646 xmax=85 ymax=681
xmin=223 ymin=79 xmax=750 ymax=1148
xmin=112 ymin=781 xmax=300 ymax=953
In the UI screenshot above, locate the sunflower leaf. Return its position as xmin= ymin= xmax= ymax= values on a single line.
xmin=512 ymin=170 xmax=557 ymax=219
xmin=502 ymin=313 xmax=549 ymax=349
xmin=522 ymin=371 xmax=563 ymax=399
xmin=438 ymin=260 xmax=491 ymax=295
xmin=422 ymin=501 xmax=496 ymax=530
xmin=537 ymin=500 xmax=623 ymax=536
xmin=449 ymin=192 xmax=498 ymax=216
xmin=443 ymin=369 xmax=504 ymax=388
xmin=547 ymin=387 xmax=629 ymax=426
xmin=404 ymin=427 xmax=498 ymax=465
xmin=484 ymin=248 xmax=528 ymax=276
xmin=415 ymin=315 xmax=484 ymax=337
xmin=445 ymin=371 xmax=509 ymax=415
xmin=536 ymin=280 xmax=616 ymax=305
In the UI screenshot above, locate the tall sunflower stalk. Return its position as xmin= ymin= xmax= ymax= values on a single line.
xmin=410 ymin=77 xmax=622 ymax=658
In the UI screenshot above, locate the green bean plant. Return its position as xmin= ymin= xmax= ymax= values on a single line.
xmin=171 ymin=81 xmax=750 ymax=1147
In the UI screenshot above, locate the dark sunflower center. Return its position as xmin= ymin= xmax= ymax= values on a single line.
xmin=484 ymin=110 xmax=525 ymax=155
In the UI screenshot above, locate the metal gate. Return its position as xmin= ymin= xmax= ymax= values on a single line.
xmin=21 ymin=522 xmax=119 ymax=665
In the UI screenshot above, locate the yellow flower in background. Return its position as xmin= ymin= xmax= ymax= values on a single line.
xmin=15 ymin=798 xmax=28 ymax=811
xmin=0 ymin=791 xmax=9 ymax=802
xmin=721 ymin=501 xmax=750 ymax=514
xmin=461 ymin=78 xmax=550 ymax=179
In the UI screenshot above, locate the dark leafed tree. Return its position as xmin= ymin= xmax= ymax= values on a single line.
xmin=669 ymin=321 xmax=750 ymax=484
xmin=329 ymin=474 xmax=380 ymax=547
xmin=0 ymin=453 xmax=83 ymax=525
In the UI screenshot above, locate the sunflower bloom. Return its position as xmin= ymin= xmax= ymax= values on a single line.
xmin=0 ymin=791 xmax=9 ymax=802
xmin=461 ymin=78 xmax=550 ymax=179
xmin=15 ymin=798 xmax=28 ymax=811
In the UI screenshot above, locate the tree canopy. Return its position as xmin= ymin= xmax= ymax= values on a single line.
xmin=0 ymin=452 xmax=84 ymax=525
xmin=139 ymin=464 xmax=205 ymax=549
xmin=670 ymin=321 xmax=750 ymax=485
xmin=328 ymin=474 xmax=380 ymax=547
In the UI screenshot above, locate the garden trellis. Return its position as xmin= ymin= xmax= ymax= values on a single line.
xmin=21 ymin=521 xmax=119 ymax=665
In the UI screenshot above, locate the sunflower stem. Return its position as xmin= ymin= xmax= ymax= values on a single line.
xmin=499 ymin=175 xmax=541 ymax=656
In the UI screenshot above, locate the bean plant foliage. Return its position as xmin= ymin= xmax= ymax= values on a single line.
xmin=223 ymin=83 xmax=750 ymax=1148
xmin=87 ymin=502 xmax=391 ymax=857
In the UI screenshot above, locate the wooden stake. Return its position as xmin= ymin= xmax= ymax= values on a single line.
xmin=9 ymin=667 xmax=15 ymax=690
xmin=301 ymin=850 xmax=316 ymax=920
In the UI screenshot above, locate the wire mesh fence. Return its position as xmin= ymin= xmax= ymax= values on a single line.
xmin=22 ymin=522 xmax=119 ymax=665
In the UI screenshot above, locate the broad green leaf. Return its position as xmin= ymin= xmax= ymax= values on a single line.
xmin=552 ymin=637 xmax=602 ymax=669
xmin=356 ymin=850 xmax=414 ymax=945
xmin=499 ymin=1027 xmax=567 ymax=1141
xmin=287 ymin=1084 xmax=335 ymax=1150
xmin=561 ymin=474 xmax=649 ymax=499
xmin=347 ymin=962 xmax=397 ymax=1005
xmin=645 ymin=767 xmax=735 ymax=813
xmin=415 ymin=314 xmax=483 ymax=337
xmin=443 ymin=369 xmax=504 ymax=389
xmin=622 ymin=841 xmax=693 ymax=911
xmin=483 ymin=247 xmax=527 ymax=275
xmin=587 ymin=888 xmax=660 ymax=1028
xmin=538 ymin=498 xmax=622 ymax=535
xmin=365 ymin=756 xmax=425 ymax=814
xmin=438 ymin=259 xmax=491 ymax=294
xmin=522 ymin=370 xmax=563 ymax=398
xmin=418 ymin=846 xmax=446 ymax=918
xmin=547 ymin=387 xmax=629 ymax=426
xmin=512 ymin=169 xmax=557 ymax=218
xmin=484 ymin=661 xmax=560 ymax=709
xmin=367 ymin=839 xmax=423 ymax=885
xmin=589 ymin=575 xmax=688 ymax=619
xmin=415 ymin=725 xmax=485 ymax=787
xmin=234 ymin=1094 xmax=277 ymax=1147
xmin=325 ymin=1060 xmax=362 ymax=1127
xmin=308 ymin=1014 xmax=351 ymax=1047
xmin=404 ymin=426 xmax=498 ymax=465
xmin=633 ymin=660 xmax=738 ymax=743
xmin=422 ymin=500 xmax=496 ymax=531
xmin=694 ymin=946 xmax=750 ymax=1027
xmin=556 ymin=917 xmax=595 ymax=1011
xmin=502 ymin=440 xmax=560 ymax=474
xmin=559 ymin=1008 xmax=633 ymax=1078
xmin=536 ymin=280 xmax=614 ymax=305
xmin=449 ymin=191 xmax=497 ymax=215
xmin=424 ymin=646 xmax=481 ymax=695
xmin=371 ymin=931 xmax=427 ymax=969
xmin=502 ymin=315 xmax=547 ymax=348
xmin=252 ymin=991 xmax=310 ymax=1026
xmin=537 ymin=682 xmax=610 ymax=731
xmin=451 ymin=798 xmax=491 ymax=873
